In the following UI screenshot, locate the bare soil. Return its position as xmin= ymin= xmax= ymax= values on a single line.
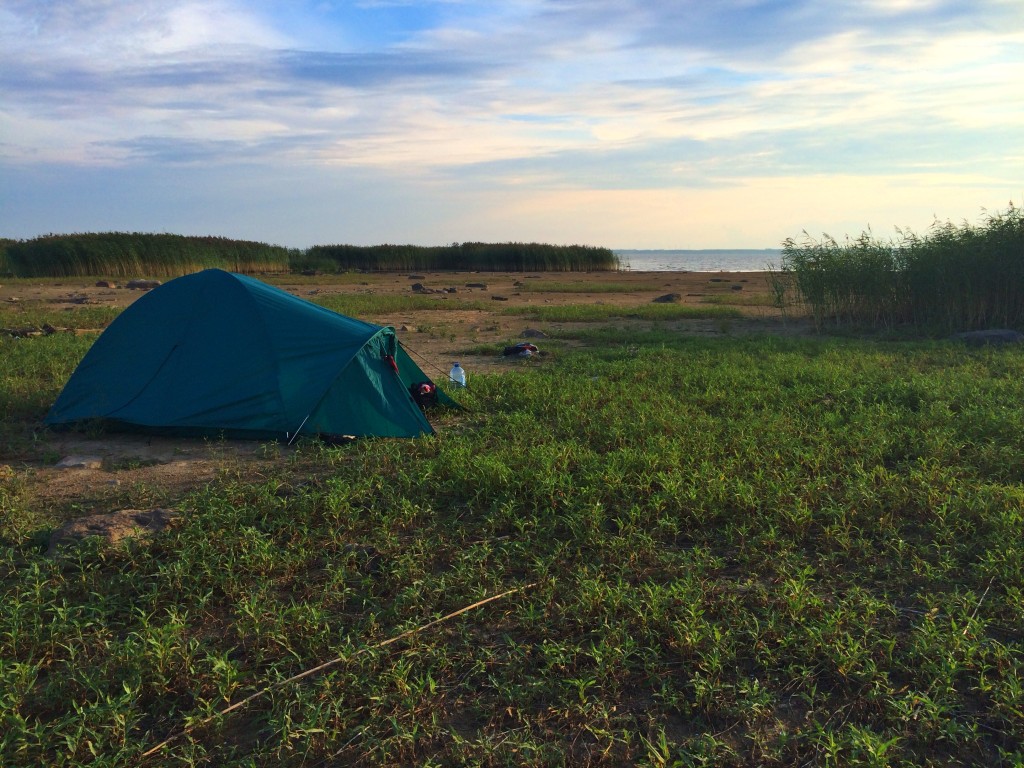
xmin=1 ymin=270 xmax=808 ymax=530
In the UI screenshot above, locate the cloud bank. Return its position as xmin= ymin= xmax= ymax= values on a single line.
xmin=2 ymin=0 xmax=1021 ymax=247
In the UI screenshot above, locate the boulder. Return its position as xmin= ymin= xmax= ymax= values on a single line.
xmin=652 ymin=293 xmax=681 ymax=303
xmin=126 ymin=279 xmax=162 ymax=290
xmin=522 ymin=328 xmax=548 ymax=338
xmin=95 ymin=280 xmax=117 ymax=288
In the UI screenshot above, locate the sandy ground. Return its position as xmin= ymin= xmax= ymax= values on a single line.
xmin=1 ymin=270 xmax=807 ymax=530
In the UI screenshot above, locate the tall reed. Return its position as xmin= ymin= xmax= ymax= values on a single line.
xmin=4 ymin=233 xmax=294 ymax=278
xmin=782 ymin=204 xmax=1024 ymax=333
xmin=301 ymin=242 xmax=621 ymax=272
xmin=0 ymin=238 xmax=16 ymax=275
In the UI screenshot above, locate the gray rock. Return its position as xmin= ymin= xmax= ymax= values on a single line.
xmin=652 ymin=293 xmax=682 ymax=303
xmin=126 ymin=279 xmax=162 ymax=290
xmin=522 ymin=328 xmax=548 ymax=338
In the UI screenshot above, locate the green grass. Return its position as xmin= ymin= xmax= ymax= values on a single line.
xmin=0 ymin=333 xmax=92 ymax=458
xmin=700 ymin=292 xmax=780 ymax=308
xmin=313 ymin=294 xmax=492 ymax=317
xmin=503 ymin=303 xmax=743 ymax=322
xmin=1 ymin=301 xmax=122 ymax=331
xmin=2 ymin=327 xmax=1024 ymax=765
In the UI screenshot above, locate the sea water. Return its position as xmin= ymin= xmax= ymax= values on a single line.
xmin=615 ymin=249 xmax=782 ymax=272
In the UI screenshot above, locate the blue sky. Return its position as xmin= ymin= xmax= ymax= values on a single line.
xmin=1 ymin=0 xmax=1022 ymax=249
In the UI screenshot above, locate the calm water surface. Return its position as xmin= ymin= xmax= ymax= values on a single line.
xmin=615 ymin=249 xmax=781 ymax=272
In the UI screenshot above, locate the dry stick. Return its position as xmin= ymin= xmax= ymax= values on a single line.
xmin=140 ymin=582 xmax=537 ymax=760
xmin=963 ymin=578 xmax=994 ymax=637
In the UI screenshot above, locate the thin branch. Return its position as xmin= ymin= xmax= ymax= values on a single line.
xmin=140 ymin=582 xmax=538 ymax=760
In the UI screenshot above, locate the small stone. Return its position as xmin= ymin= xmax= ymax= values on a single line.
xmin=55 ymin=455 xmax=104 ymax=470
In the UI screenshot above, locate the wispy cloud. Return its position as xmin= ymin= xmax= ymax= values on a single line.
xmin=1 ymin=0 xmax=1021 ymax=246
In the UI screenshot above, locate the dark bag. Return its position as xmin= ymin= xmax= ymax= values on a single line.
xmin=410 ymin=381 xmax=438 ymax=409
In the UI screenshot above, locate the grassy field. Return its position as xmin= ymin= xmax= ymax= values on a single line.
xmin=2 ymin=288 xmax=1023 ymax=766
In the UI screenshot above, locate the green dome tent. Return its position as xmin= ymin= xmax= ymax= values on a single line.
xmin=46 ymin=269 xmax=453 ymax=440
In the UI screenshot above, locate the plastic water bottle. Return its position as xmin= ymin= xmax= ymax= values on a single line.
xmin=449 ymin=362 xmax=466 ymax=387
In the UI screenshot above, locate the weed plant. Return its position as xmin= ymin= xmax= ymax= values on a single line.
xmin=782 ymin=204 xmax=1024 ymax=333
xmin=2 ymin=329 xmax=1024 ymax=765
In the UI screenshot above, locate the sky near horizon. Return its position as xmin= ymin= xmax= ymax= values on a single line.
xmin=1 ymin=1 xmax=1022 ymax=250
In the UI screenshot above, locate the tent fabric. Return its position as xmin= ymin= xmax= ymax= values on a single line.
xmin=46 ymin=269 xmax=451 ymax=439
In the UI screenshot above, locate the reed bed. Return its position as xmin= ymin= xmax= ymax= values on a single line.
xmin=4 ymin=234 xmax=294 ymax=278
xmin=781 ymin=204 xmax=1024 ymax=332
xmin=0 ymin=239 xmax=14 ymax=275
xmin=302 ymin=242 xmax=621 ymax=273
xmin=3 ymin=236 xmax=621 ymax=277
